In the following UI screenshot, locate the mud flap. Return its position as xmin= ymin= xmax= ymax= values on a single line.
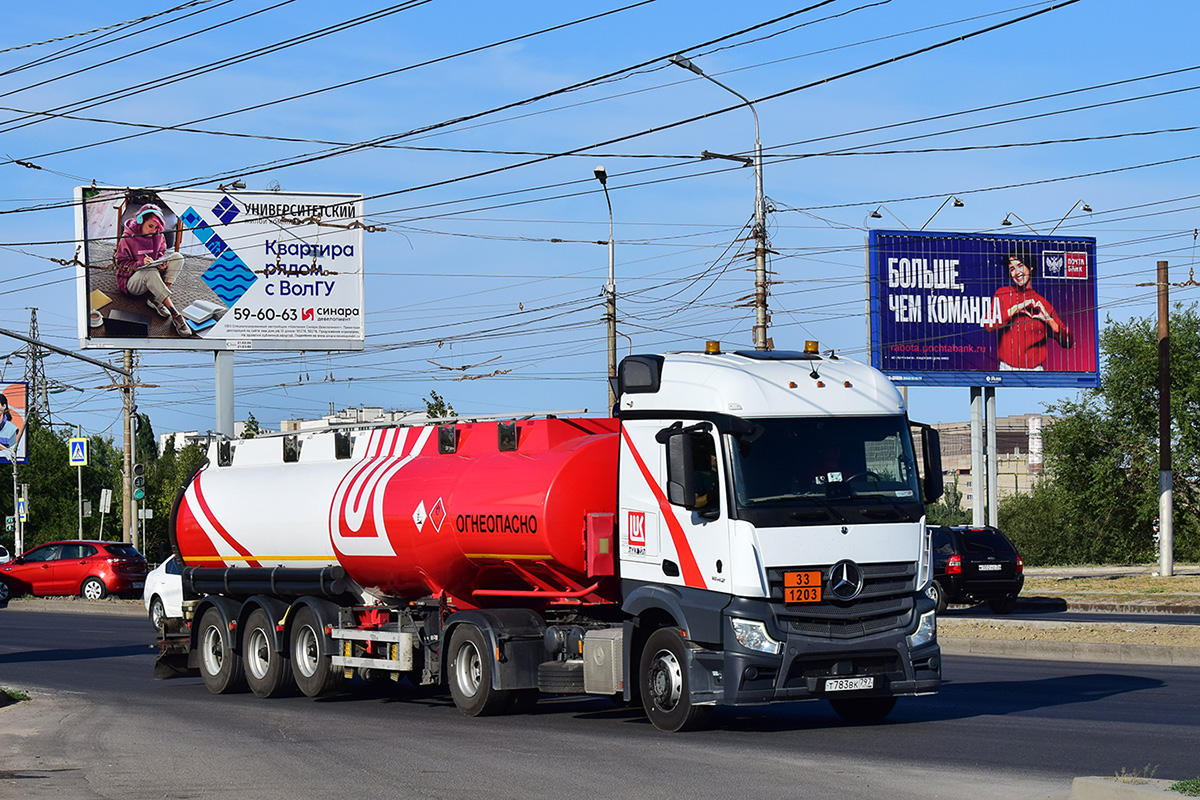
xmin=154 ymin=617 xmax=199 ymax=679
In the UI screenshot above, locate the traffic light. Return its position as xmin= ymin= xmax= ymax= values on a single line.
xmin=133 ymin=463 xmax=146 ymax=501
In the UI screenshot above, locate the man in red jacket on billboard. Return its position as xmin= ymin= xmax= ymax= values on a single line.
xmin=985 ymin=246 xmax=1073 ymax=370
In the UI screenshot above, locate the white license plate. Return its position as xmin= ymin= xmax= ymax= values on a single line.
xmin=825 ymin=677 xmax=874 ymax=692
xmin=978 ymin=563 xmax=1002 ymax=571
xmin=132 ymin=581 xmax=144 ymax=588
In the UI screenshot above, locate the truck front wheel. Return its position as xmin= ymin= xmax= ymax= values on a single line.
xmin=197 ymin=608 xmax=246 ymax=694
xmin=639 ymin=628 xmax=711 ymax=732
xmin=290 ymin=606 xmax=343 ymax=698
xmin=447 ymin=624 xmax=510 ymax=717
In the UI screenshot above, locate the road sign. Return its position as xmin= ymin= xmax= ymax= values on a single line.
xmin=100 ymin=488 xmax=112 ymax=514
xmin=69 ymin=437 xmax=88 ymax=466
xmin=137 ymin=508 xmax=154 ymax=520
xmin=18 ymin=497 xmax=26 ymax=522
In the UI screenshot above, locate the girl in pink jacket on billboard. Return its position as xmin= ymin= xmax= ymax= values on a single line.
xmin=115 ymin=204 xmax=190 ymax=337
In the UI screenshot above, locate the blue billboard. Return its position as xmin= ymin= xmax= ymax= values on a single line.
xmin=868 ymin=230 xmax=1099 ymax=388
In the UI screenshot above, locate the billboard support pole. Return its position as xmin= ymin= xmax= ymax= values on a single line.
xmin=985 ymin=387 xmax=999 ymax=528
xmin=1157 ymin=260 xmax=1174 ymax=577
xmin=970 ymin=388 xmax=984 ymax=526
xmin=216 ymin=352 xmax=234 ymax=439
xmin=122 ymin=350 xmax=133 ymax=545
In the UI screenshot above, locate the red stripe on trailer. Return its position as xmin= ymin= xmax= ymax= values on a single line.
xmin=176 ymin=490 xmax=224 ymax=567
xmin=192 ymin=475 xmax=262 ymax=568
xmin=619 ymin=427 xmax=706 ymax=590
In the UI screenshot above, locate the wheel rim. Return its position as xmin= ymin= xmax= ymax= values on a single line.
xmin=0 ymin=582 xmax=9 ymax=602
xmin=201 ymin=624 xmax=225 ymax=676
xmin=646 ymin=648 xmax=683 ymax=712
xmin=295 ymin=625 xmax=320 ymax=678
xmin=454 ymin=640 xmax=483 ymax=699
xmin=151 ymin=599 xmax=165 ymax=628
xmin=247 ymin=628 xmax=271 ymax=680
xmin=83 ymin=580 xmax=104 ymax=600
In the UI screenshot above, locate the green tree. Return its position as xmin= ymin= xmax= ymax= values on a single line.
xmin=240 ymin=412 xmax=261 ymax=439
xmin=424 ymin=391 xmax=455 ymax=419
xmin=144 ymin=433 xmax=206 ymax=560
xmin=926 ymin=475 xmax=971 ymax=526
xmin=1000 ymin=304 xmax=1200 ymax=565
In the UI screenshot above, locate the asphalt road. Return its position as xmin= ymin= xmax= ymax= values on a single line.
xmin=1 ymin=609 xmax=1197 ymax=800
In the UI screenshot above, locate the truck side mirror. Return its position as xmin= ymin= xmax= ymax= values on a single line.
xmin=664 ymin=428 xmax=695 ymax=508
xmin=920 ymin=425 xmax=944 ymax=503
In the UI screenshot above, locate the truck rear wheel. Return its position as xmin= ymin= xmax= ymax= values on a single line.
xmin=197 ymin=608 xmax=246 ymax=694
xmin=290 ymin=606 xmax=343 ymax=698
xmin=447 ymin=624 xmax=511 ymax=717
xmin=639 ymin=628 xmax=711 ymax=732
xmin=245 ymin=609 xmax=296 ymax=699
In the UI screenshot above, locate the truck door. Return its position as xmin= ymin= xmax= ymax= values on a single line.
xmin=617 ymin=419 xmax=731 ymax=595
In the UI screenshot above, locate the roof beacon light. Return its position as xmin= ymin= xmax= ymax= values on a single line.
xmin=705 ymin=340 xmax=721 ymax=355
xmin=804 ymin=340 xmax=819 ymax=354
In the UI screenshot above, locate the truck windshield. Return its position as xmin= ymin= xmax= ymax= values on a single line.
xmin=727 ymin=416 xmax=923 ymax=527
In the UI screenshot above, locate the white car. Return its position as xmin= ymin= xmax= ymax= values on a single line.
xmin=0 ymin=544 xmax=10 ymax=564
xmin=142 ymin=555 xmax=184 ymax=628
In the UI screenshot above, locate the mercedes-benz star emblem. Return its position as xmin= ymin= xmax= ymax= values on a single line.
xmin=828 ymin=559 xmax=864 ymax=601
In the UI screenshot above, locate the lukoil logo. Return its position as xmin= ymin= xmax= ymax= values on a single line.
xmin=628 ymin=511 xmax=646 ymax=547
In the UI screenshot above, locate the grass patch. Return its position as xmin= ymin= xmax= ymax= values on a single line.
xmin=1114 ymin=765 xmax=1158 ymax=784
xmin=1171 ymin=777 xmax=1200 ymax=796
xmin=2 ymin=687 xmax=30 ymax=702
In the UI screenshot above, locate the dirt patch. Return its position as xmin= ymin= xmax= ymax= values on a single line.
xmin=1022 ymin=572 xmax=1200 ymax=606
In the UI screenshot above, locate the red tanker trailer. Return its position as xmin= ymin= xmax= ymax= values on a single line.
xmin=163 ymin=344 xmax=945 ymax=731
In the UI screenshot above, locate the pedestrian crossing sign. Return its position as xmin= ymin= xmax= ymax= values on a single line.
xmin=69 ymin=437 xmax=88 ymax=466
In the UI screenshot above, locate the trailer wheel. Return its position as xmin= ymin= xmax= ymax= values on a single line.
xmin=639 ymin=628 xmax=711 ymax=732
xmin=197 ymin=607 xmax=246 ymax=694
xmin=244 ymin=609 xmax=296 ymax=699
xmin=829 ymin=695 xmax=897 ymax=724
xmin=447 ymin=624 xmax=510 ymax=717
xmin=290 ymin=606 xmax=343 ymax=698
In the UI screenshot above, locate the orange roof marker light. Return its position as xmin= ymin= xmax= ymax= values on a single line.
xmin=804 ymin=340 xmax=820 ymax=354
xmin=705 ymin=340 xmax=721 ymax=355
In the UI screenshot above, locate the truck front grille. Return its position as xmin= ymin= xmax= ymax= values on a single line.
xmin=766 ymin=561 xmax=916 ymax=640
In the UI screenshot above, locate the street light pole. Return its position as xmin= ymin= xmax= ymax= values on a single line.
xmin=594 ymin=165 xmax=617 ymax=411
xmin=670 ymin=54 xmax=769 ymax=350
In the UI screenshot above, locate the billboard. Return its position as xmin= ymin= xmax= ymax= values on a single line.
xmin=76 ymin=187 xmax=364 ymax=351
xmin=868 ymin=230 xmax=1099 ymax=388
xmin=0 ymin=383 xmax=28 ymax=464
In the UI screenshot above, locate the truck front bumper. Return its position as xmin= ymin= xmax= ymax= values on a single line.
xmin=683 ymin=596 xmax=942 ymax=707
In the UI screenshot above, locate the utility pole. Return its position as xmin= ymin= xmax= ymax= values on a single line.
xmin=23 ymin=309 xmax=49 ymax=426
xmin=1157 ymin=260 xmax=1174 ymax=577
xmin=594 ymin=165 xmax=617 ymax=411
xmin=123 ymin=349 xmax=135 ymax=545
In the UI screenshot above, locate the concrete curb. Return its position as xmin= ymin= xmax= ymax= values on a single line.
xmin=939 ymin=636 xmax=1200 ymax=667
xmin=1069 ymin=777 xmax=1181 ymax=799
xmin=2 ymin=597 xmax=144 ymax=617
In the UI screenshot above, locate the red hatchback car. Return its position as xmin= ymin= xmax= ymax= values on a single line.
xmin=0 ymin=540 xmax=148 ymax=602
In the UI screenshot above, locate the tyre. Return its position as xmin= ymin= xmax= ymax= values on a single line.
xmin=0 ymin=579 xmax=10 ymax=603
xmin=988 ymin=596 xmax=1017 ymax=615
xmin=81 ymin=576 xmax=108 ymax=601
xmin=638 ymin=628 xmax=712 ymax=732
xmin=149 ymin=596 xmax=166 ymax=629
xmin=244 ymin=608 xmax=296 ymax=699
xmin=447 ymin=624 xmax=511 ymax=717
xmin=290 ymin=606 xmax=343 ymax=698
xmin=929 ymin=580 xmax=947 ymax=615
xmin=197 ymin=607 xmax=246 ymax=694
xmin=830 ymin=695 xmax=897 ymax=724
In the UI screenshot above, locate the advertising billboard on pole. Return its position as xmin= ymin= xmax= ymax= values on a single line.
xmin=0 ymin=383 xmax=28 ymax=465
xmin=75 ymin=186 xmax=365 ymax=351
xmin=868 ymin=229 xmax=1099 ymax=388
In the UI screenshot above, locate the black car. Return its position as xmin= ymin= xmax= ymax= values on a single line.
xmin=928 ymin=525 xmax=1024 ymax=614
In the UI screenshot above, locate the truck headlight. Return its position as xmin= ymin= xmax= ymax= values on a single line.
xmin=731 ymin=618 xmax=783 ymax=655
xmin=907 ymin=610 xmax=936 ymax=649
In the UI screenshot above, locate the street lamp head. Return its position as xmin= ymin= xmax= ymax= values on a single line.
xmin=952 ymin=197 xmax=965 ymax=208
xmin=593 ymin=165 xmax=607 ymax=186
xmin=669 ymin=54 xmax=704 ymax=76
xmin=869 ymin=207 xmax=883 ymax=219
xmin=1082 ymin=203 xmax=1093 ymax=213
xmin=1001 ymin=214 xmax=1013 ymax=226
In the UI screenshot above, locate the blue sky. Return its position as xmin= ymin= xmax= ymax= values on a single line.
xmin=3 ymin=0 xmax=1200 ymax=440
